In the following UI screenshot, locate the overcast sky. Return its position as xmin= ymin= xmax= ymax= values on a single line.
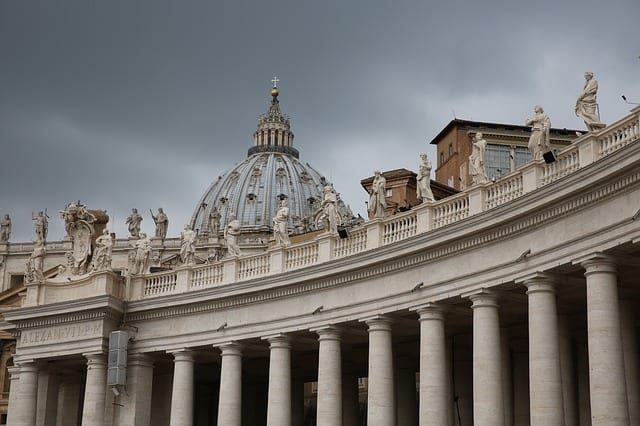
xmin=1 ymin=0 xmax=639 ymax=242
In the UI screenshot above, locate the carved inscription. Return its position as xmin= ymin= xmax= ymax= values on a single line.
xmin=20 ymin=321 xmax=102 ymax=346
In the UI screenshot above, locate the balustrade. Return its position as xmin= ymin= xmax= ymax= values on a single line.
xmin=284 ymin=242 xmax=319 ymax=271
xmin=191 ymin=263 xmax=223 ymax=288
xmin=382 ymin=212 xmax=417 ymax=244
xmin=143 ymin=272 xmax=178 ymax=296
xmin=238 ymin=253 xmax=271 ymax=280
xmin=486 ymin=174 xmax=524 ymax=210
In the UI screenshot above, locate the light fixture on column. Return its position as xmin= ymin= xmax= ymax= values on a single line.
xmin=216 ymin=322 xmax=228 ymax=332
xmin=632 ymin=208 xmax=640 ymax=221
xmin=411 ymin=282 xmax=424 ymax=292
xmin=516 ymin=248 xmax=531 ymax=262
xmin=111 ymin=386 xmax=120 ymax=397
xmin=312 ymin=305 xmax=324 ymax=314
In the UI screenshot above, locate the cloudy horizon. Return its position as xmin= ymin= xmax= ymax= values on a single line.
xmin=2 ymin=0 xmax=639 ymax=242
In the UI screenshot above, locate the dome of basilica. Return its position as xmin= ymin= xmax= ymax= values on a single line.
xmin=190 ymin=84 xmax=354 ymax=236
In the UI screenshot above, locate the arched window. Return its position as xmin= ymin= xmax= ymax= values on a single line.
xmin=448 ymin=144 xmax=454 ymax=157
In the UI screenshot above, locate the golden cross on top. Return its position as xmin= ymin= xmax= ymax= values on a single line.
xmin=271 ymin=76 xmax=280 ymax=88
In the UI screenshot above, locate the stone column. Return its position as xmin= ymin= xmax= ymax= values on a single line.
xmin=315 ymin=326 xmax=342 ymax=425
xmin=582 ymin=256 xmax=629 ymax=425
xmin=620 ymin=300 xmax=640 ymax=425
xmin=168 ymin=349 xmax=194 ymax=426
xmin=6 ymin=365 xmax=20 ymax=426
xmin=523 ymin=276 xmax=563 ymax=426
xmin=467 ymin=290 xmax=504 ymax=426
xmin=266 ymin=335 xmax=292 ymax=426
xmin=364 ymin=315 xmax=395 ymax=425
xmin=81 ymin=353 xmax=108 ymax=426
xmin=501 ymin=332 xmax=513 ymax=426
xmin=416 ymin=304 xmax=447 ymax=426
xmin=117 ymin=353 xmax=154 ymax=425
xmin=11 ymin=361 xmax=39 ymax=426
xmin=217 ymin=343 xmax=243 ymax=426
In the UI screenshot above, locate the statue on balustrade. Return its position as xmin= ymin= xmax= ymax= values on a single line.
xmin=180 ymin=224 xmax=197 ymax=265
xmin=32 ymin=210 xmax=48 ymax=242
xmin=575 ymin=71 xmax=606 ymax=132
xmin=126 ymin=208 xmax=143 ymax=238
xmin=25 ymin=240 xmax=46 ymax=283
xmin=224 ymin=212 xmax=242 ymax=257
xmin=0 ymin=214 xmax=11 ymax=242
xmin=273 ymin=199 xmax=291 ymax=246
xmin=469 ymin=133 xmax=489 ymax=185
xmin=368 ymin=171 xmax=387 ymax=218
xmin=60 ymin=202 xmax=99 ymax=275
xmin=320 ymin=185 xmax=339 ymax=234
xmin=91 ymin=229 xmax=113 ymax=272
xmin=209 ymin=207 xmax=221 ymax=236
xmin=526 ymin=105 xmax=551 ymax=161
xmin=417 ymin=153 xmax=435 ymax=202
xmin=151 ymin=208 xmax=169 ymax=241
xmin=131 ymin=233 xmax=152 ymax=274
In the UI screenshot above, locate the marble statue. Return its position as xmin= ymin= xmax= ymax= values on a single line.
xmin=369 ymin=171 xmax=387 ymax=218
xmin=180 ymin=224 xmax=197 ymax=265
xmin=32 ymin=210 xmax=48 ymax=242
xmin=575 ymin=72 xmax=605 ymax=131
xmin=131 ymin=233 xmax=152 ymax=274
xmin=273 ymin=199 xmax=291 ymax=246
xmin=209 ymin=207 xmax=221 ymax=236
xmin=0 ymin=214 xmax=10 ymax=242
xmin=224 ymin=212 xmax=241 ymax=257
xmin=417 ymin=153 xmax=435 ymax=202
xmin=320 ymin=185 xmax=339 ymax=234
xmin=91 ymin=229 xmax=113 ymax=272
xmin=60 ymin=203 xmax=96 ymax=240
xmin=151 ymin=208 xmax=169 ymax=240
xmin=526 ymin=105 xmax=551 ymax=161
xmin=469 ymin=133 xmax=489 ymax=185
xmin=25 ymin=240 xmax=46 ymax=283
xmin=126 ymin=208 xmax=143 ymax=238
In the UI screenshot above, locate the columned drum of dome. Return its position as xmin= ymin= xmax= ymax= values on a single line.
xmin=191 ymin=85 xmax=353 ymax=236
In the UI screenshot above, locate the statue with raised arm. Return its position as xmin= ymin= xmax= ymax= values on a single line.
xmin=151 ymin=208 xmax=169 ymax=240
xmin=91 ymin=229 xmax=113 ymax=272
xmin=368 ymin=171 xmax=387 ymax=218
xmin=575 ymin=71 xmax=605 ymax=131
xmin=126 ymin=208 xmax=143 ymax=238
xmin=417 ymin=153 xmax=435 ymax=202
xmin=273 ymin=199 xmax=291 ymax=246
xmin=32 ymin=210 xmax=48 ymax=242
xmin=320 ymin=185 xmax=340 ymax=234
xmin=180 ymin=224 xmax=197 ymax=265
xmin=0 ymin=214 xmax=11 ymax=242
xmin=208 ymin=207 xmax=221 ymax=236
xmin=25 ymin=240 xmax=46 ymax=283
xmin=224 ymin=212 xmax=241 ymax=257
xmin=131 ymin=233 xmax=152 ymax=274
xmin=469 ymin=133 xmax=489 ymax=185
xmin=526 ymin=105 xmax=551 ymax=161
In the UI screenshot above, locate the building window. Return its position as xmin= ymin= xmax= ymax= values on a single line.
xmin=485 ymin=144 xmax=532 ymax=180
xmin=448 ymin=176 xmax=454 ymax=187
xmin=440 ymin=152 xmax=444 ymax=166
xmin=386 ymin=188 xmax=392 ymax=197
xmin=448 ymin=144 xmax=454 ymax=157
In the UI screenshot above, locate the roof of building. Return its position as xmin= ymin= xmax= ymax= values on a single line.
xmin=190 ymin=86 xmax=353 ymax=235
xmin=429 ymin=118 xmax=582 ymax=145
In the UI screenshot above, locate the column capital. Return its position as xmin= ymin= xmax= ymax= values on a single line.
xmin=462 ymin=288 xmax=499 ymax=308
xmin=263 ymin=333 xmax=291 ymax=349
xmin=16 ymin=360 xmax=39 ymax=373
xmin=518 ymin=273 xmax=558 ymax=295
xmin=412 ymin=302 xmax=446 ymax=321
xmin=83 ymin=353 xmax=107 ymax=368
xmin=168 ymin=348 xmax=194 ymax=363
xmin=573 ymin=252 xmax=617 ymax=274
xmin=361 ymin=315 xmax=393 ymax=332
xmin=218 ymin=342 xmax=243 ymax=357
xmin=310 ymin=325 xmax=341 ymax=341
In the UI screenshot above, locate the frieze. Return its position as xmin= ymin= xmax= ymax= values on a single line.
xmin=20 ymin=321 xmax=102 ymax=347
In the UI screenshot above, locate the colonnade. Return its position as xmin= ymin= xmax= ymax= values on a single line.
xmin=6 ymin=255 xmax=640 ymax=425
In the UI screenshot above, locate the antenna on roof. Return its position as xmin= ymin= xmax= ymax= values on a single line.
xmin=622 ymin=95 xmax=640 ymax=105
xmin=451 ymin=109 xmax=457 ymax=119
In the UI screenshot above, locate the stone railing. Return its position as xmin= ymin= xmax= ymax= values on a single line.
xmin=122 ymin=107 xmax=640 ymax=301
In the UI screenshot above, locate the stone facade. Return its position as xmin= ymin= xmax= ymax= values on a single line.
xmin=0 ymin=105 xmax=639 ymax=425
